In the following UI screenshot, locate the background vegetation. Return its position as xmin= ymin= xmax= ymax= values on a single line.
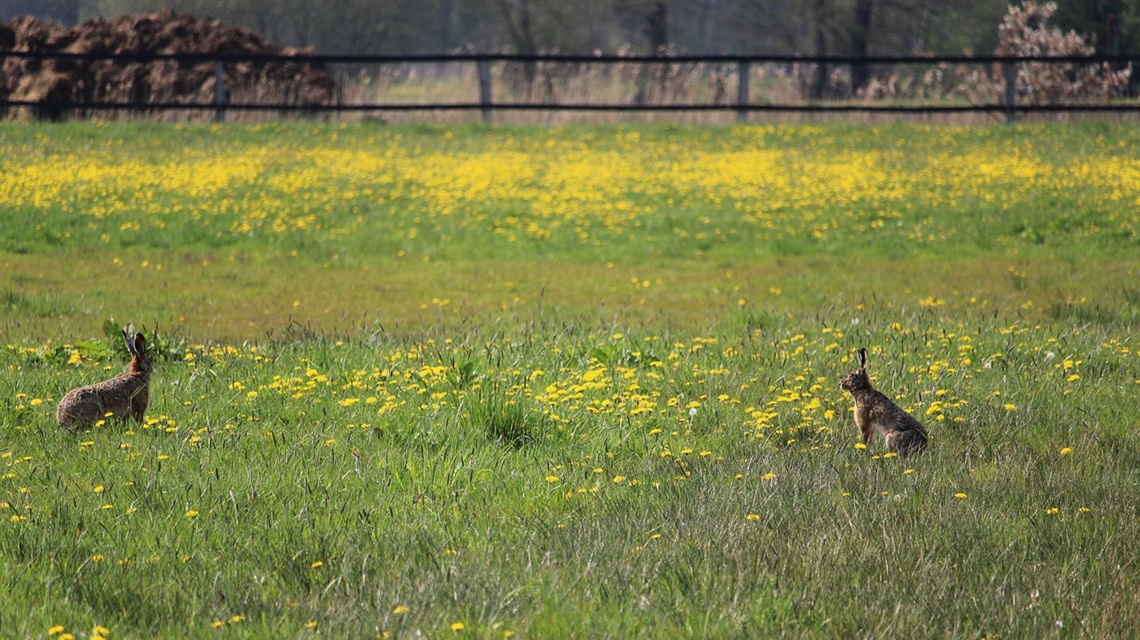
xmin=4 ymin=0 xmax=1136 ymax=68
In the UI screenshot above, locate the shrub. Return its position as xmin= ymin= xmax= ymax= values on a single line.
xmin=985 ymin=1 xmax=1130 ymax=106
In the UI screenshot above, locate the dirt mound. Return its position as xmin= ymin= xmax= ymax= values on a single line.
xmin=0 ymin=8 xmax=337 ymax=120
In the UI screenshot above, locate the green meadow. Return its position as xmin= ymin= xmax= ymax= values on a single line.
xmin=1 ymin=121 xmax=1138 ymax=638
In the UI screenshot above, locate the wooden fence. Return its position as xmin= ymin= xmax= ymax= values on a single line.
xmin=1 ymin=50 xmax=1137 ymax=123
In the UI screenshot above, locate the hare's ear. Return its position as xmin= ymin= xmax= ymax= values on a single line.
xmin=134 ymin=332 xmax=147 ymax=355
xmin=123 ymin=324 xmax=136 ymax=355
xmin=857 ymin=348 xmax=868 ymax=370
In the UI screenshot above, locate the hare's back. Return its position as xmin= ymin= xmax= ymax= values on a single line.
xmin=57 ymin=386 xmax=108 ymax=425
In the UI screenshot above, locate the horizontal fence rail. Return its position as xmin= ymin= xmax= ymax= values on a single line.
xmin=1 ymin=50 xmax=1137 ymax=123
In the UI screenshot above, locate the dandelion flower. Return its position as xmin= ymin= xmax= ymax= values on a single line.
xmin=393 ymin=605 xmax=409 ymax=615
xmin=954 ymin=492 xmax=967 ymax=500
xmin=746 ymin=513 xmax=761 ymax=521
xmin=1060 ymin=447 xmax=1072 ymax=456
xmin=451 ymin=622 xmax=465 ymax=632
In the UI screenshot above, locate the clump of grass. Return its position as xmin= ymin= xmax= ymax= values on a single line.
xmin=468 ymin=395 xmax=541 ymax=449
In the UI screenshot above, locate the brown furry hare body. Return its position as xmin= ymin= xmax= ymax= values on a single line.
xmin=840 ymin=348 xmax=928 ymax=456
xmin=57 ymin=325 xmax=152 ymax=432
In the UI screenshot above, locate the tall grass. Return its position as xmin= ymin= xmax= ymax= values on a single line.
xmin=0 ymin=122 xmax=1138 ymax=638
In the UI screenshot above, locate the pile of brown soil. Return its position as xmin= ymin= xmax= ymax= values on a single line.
xmin=0 ymin=8 xmax=337 ymax=120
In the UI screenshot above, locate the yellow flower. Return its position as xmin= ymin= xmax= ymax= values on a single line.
xmin=954 ymin=492 xmax=967 ymax=500
xmin=94 ymin=485 xmax=104 ymax=493
xmin=1060 ymin=447 xmax=1072 ymax=456
xmin=393 ymin=605 xmax=409 ymax=615
xmin=185 ymin=510 xmax=199 ymax=518
xmin=1045 ymin=507 xmax=1059 ymax=515
xmin=450 ymin=622 xmax=465 ymax=632
xmin=746 ymin=513 xmax=761 ymax=521
xmin=1003 ymin=403 xmax=1016 ymax=411
xmin=545 ymin=475 xmax=559 ymax=483
xmin=311 ymin=561 xmax=324 ymax=569
xmin=853 ymin=443 xmax=867 ymax=450
xmin=48 ymin=626 xmax=65 ymax=636
xmin=612 ymin=475 xmax=625 ymax=483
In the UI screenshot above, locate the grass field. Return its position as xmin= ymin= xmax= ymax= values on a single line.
xmin=1 ymin=121 xmax=1139 ymax=639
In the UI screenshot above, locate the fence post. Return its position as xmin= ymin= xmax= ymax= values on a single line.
xmin=737 ymin=60 xmax=750 ymax=123
xmin=214 ymin=59 xmax=227 ymax=123
xmin=1002 ymin=61 xmax=1017 ymax=124
xmin=477 ymin=59 xmax=492 ymax=124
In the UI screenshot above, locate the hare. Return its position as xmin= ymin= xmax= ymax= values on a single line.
xmin=57 ymin=324 xmax=152 ymax=432
xmin=840 ymin=348 xmax=928 ymax=456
